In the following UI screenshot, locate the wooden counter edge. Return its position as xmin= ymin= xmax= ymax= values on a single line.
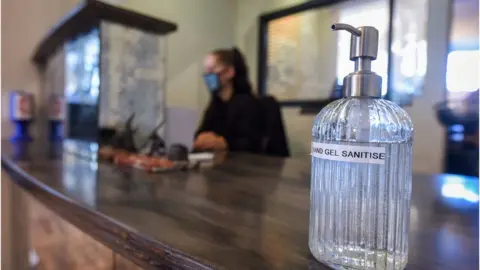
xmin=1 ymin=157 xmax=215 ymax=270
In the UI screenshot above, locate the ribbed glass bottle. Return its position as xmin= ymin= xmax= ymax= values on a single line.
xmin=309 ymin=97 xmax=414 ymax=270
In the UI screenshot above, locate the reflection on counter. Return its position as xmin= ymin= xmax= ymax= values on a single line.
xmin=62 ymin=147 xmax=98 ymax=207
xmin=3 ymin=140 xmax=478 ymax=269
xmin=63 ymin=139 xmax=99 ymax=161
xmin=440 ymin=174 xmax=479 ymax=206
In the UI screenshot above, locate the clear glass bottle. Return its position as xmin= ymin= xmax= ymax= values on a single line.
xmin=309 ymin=24 xmax=414 ymax=270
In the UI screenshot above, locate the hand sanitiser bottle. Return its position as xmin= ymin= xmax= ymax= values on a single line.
xmin=309 ymin=23 xmax=414 ymax=270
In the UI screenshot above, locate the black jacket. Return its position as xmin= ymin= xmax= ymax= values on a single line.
xmin=195 ymin=94 xmax=264 ymax=152
xmin=259 ymin=96 xmax=290 ymax=157
xmin=196 ymin=94 xmax=290 ymax=157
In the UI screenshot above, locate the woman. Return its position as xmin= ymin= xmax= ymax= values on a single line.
xmin=193 ymin=48 xmax=263 ymax=152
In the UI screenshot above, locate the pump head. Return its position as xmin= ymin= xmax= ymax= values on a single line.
xmin=332 ymin=23 xmax=382 ymax=98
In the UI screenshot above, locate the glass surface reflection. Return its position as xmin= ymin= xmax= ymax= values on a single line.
xmin=389 ymin=0 xmax=428 ymax=105
xmin=65 ymin=28 xmax=100 ymax=105
xmin=62 ymin=146 xmax=98 ymax=207
xmin=439 ymin=174 xmax=479 ymax=208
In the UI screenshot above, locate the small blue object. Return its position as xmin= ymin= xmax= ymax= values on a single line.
xmin=9 ymin=90 xmax=33 ymax=142
xmin=48 ymin=94 xmax=65 ymax=142
xmin=11 ymin=120 xmax=32 ymax=142
xmin=49 ymin=120 xmax=63 ymax=141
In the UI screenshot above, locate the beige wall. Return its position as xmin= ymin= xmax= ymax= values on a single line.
xmin=1 ymin=0 xmax=81 ymax=139
xmin=451 ymin=0 xmax=479 ymax=44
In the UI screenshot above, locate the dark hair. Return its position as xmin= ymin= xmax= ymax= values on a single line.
xmin=211 ymin=47 xmax=254 ymax=96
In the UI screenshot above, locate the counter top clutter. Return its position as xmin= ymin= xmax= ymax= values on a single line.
xmin=2 ymin=141 xmax=478 ymax=270
xmin=99 ymin=146 xmax=176 ymax=172
xmin=97 ymin=114 xmax=214 ymax=173
xmin=98 ymin=145 xmax=215 ymax=173
xmin=97 ymin=115 xmax=183 ymax=172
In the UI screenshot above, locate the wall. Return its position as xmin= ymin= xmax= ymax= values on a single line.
xmin=450 ymin=0 xmax=479 ymax=47
xmin=235 ymin=0 xmax=450 ymax=173
xmin=1 ymin=0 xmax=81 ymax=139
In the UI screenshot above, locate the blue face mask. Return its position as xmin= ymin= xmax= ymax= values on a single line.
xmin=203 ymin=73 xmax=221 ymax=92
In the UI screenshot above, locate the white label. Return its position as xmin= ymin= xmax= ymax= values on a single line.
xmin=48 ymin=96 xmax=65 ymax=121
xmin=13 ymin=95 xmax=32 ymax=120
xmin=311 ymin=142 xmax=386 ymax=165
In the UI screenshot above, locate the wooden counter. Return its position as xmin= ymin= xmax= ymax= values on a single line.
xmin=2 ymin=141 xmax=478 ymax=269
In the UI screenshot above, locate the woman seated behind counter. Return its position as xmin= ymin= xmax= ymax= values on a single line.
xmin=193 ymin=48 xmax=263 ymax=153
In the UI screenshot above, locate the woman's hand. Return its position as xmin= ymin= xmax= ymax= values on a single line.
xmin=194 ymin=132 xmax=228 ymax=151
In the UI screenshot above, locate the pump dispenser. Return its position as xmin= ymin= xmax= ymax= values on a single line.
xmin=332 ymin=23 xmax=382 ymax=97
xmin=309 ymin=24 xmax=414 ymax=270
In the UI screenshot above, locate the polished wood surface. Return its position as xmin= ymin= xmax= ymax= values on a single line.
xmin=29 ymin=194 xmax=114 ymax=270
xmin=2 ymin=141 xmax=478 ymax=269
xmin=28 ymin=194 xmax=142 ymax=270
xmin=2 ymin=170 xmax=30 ymax=270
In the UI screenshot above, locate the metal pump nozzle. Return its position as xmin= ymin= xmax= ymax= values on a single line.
xmin=332 ymin=23 xmax=382 ymax=97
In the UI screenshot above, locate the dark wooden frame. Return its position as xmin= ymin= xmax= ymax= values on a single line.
xmin=257 ymin=0 xmax=396 ymax=107
xmin=32 ymin=0 xmax=177 ymax=69
xmin=384 ymin=0 xmax=395 ymax=102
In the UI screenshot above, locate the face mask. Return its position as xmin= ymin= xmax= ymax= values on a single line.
xmin=203 ymin=73 xmax=221 ymax=92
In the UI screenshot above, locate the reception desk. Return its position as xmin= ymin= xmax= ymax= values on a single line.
xmin=2 ymin=141 xmax=478 ymax=269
